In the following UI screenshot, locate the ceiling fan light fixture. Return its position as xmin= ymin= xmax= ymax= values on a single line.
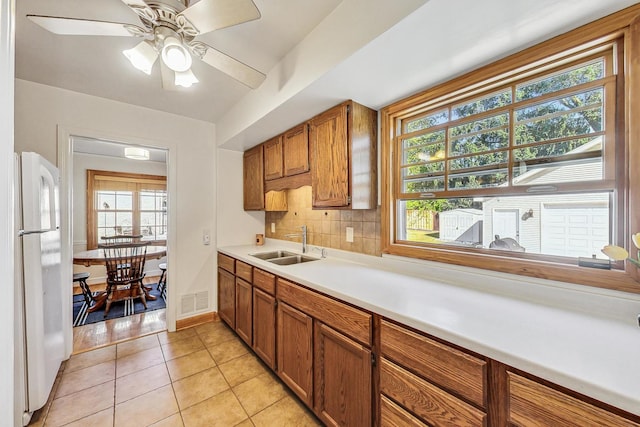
xmin=124 ymin=147 xmax=150 ymax=160
xmin=175 ymin=69 xmax=199 ymax=88
xmin=123 ymin=41 xmax=158 ymax=75
xmin=161 ymin=36 xmax=192 ymax=72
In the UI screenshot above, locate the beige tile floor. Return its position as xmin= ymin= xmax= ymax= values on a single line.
xmin=31 ymin=321 xmax=323 ymax=427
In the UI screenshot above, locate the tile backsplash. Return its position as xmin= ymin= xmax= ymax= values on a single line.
xmin=264 ymin=186 xmax=381 ymax=256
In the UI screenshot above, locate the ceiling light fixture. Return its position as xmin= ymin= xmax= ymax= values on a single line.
xmin=175 ymin=69 xmax=199 ymax=88
xmin=124 ymin=147 xmax=150 ymax=160
xmin=30 ymin=0 xmax=266 ymax=90
xmin=123 ymin=41 xmax=158 ymax=75
xmin=161 ymin=36 xmax=192 ymax=72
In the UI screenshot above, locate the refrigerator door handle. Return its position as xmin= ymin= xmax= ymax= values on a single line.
xmin=18 ymin=226 xmax=60 ymax=236
xmin=39 ymin=159 xmax=59 ymax=230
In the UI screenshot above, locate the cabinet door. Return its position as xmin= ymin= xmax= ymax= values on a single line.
xmin=314 ymin=322 xmax=372 ymax=427
xmin=283 ymin=123 xmax=309 ymax=176
xmin=277 ymin=302 xmax=313 ymax=406
xmin=243 ymin=145 xmax=264 ymax=210
xmin=217 ymin=268 xmax=235 ymax=329
xmin=235 ymin=277 xmax=252 ymax=346
xmin=309 ymin=103 xmax=350 ymax=208
xmin=252 ymin=288 xmax=276 ymax=370
xmin=263 ymin=136 xmax=283 ymax=181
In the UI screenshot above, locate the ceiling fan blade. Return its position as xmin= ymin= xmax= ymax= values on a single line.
xmin=160 ymin=61 xmax=178 ymax=91
xmin=27 ymin=15 xmax=144 ymax=37
xmin=178 ymin=0 xmax=260 ymax=35
xmin=199 ymin=44 xmax=265 ymax=89
xmin=120 ymin=0 xmax=148 ymax=7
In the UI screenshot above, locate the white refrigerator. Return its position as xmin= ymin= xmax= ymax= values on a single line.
xmin=14 ymin=152 xmax=66 ymax=426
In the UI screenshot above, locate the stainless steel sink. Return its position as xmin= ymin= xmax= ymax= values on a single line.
xmin=267 ymin=255 xmax=319 ymax=265
xmin=250 ymin=250 xmax=297 ymax=260
xmin=250 ymin=250 xmax=319 ymax=265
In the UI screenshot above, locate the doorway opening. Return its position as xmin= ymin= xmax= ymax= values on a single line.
xmin=70 ymin=136 xmax=169 ymax=353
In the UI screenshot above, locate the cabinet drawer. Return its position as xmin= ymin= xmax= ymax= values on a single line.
xmin=508 ymin=372 xmax=640 ymax=427
xmin=380 ymin=358 xmax=486 ymax=427
xmin=218 ymin=253 xmax=235 ymax=274
xmin=381 ymin=320 xmax=486 ymax=408
xmin=236 ymin=261 xmax=253 ymax=282
xmin=253 ymin=268 xmax=276 ymax=294
xmin=277 ymin=278 xmax=371 ymax=346
xmin=380 ymin=395 xmax=428 ymax=427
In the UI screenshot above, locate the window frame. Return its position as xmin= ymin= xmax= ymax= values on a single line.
xmin=380 ymin=7 xmax=640 ymax=293
xmin=87 ymin=170 xmax=167 ymax=249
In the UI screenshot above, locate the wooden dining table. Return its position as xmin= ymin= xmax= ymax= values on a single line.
xmin=73 ymin=245 xmax=167 ymax=313
xmin=73 ymin=245 xmax=167 ymax=266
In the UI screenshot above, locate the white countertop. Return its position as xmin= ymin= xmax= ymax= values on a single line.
xmin=219 ymin=239 xmax=640 ymax=416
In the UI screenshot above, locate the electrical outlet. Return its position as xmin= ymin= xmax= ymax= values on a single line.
xmin=346 ymin=227 xmax=354 ymax=243
xmin=271 ymin=222 xmax=276 ymax=233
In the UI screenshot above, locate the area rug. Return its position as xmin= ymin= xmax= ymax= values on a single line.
xmin=73 ymin=284 xmax=166 ymax=327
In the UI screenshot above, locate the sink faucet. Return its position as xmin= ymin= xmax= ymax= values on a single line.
xmin=284 ymin=225 xmax=307 ymax=253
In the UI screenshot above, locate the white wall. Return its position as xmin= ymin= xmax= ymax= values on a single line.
xmin=73 ymin=152 xmax=168 ymax=283
xmin=1 ymin=0 xmax=15 ymax=424
xmin=216 ymin=0 xmax=427 ymax=149
xmin=216 ymin=149 xmax=264 ymax=247
xmin=15 ymin=79 xmax=217 ymax=327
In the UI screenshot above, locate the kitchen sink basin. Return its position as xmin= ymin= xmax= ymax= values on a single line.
xmin=250 ymin=250 xmax=319 ymax=265
xmin=267 ymin=255 xmax=319 ymax=265
xmin=250 ymin=250 xmax=297 ymax=260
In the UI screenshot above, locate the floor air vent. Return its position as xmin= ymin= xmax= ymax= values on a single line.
xmin=180 ymin=291 xmax=210 ymax=315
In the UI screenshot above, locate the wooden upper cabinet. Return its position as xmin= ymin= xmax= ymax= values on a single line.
xmin=243 ymin=145 xmax=264 ymax=210
xmin=310 ymin=103 xmax=349 ymax=208
xmin=263 ymin=135 xmax=284 ymax=181
xmin=309 ymin=100 xmax=377 ymax=209
xmin=283 ymin=123 xmax=309 ymax=177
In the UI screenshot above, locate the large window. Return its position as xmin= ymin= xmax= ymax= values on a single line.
xmin=87 ymin=170 xmax=167 ymax=249
xmin=382 ymin=10 xmax=640 ymax=293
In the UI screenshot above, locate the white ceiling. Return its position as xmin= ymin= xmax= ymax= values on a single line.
xmin=15 ymin=0 xmax=640 ymax=153
xmin=73 ymin=136 xmax=167 ymax=162
xmin=16 ymin=0 xmax=342 ymax=123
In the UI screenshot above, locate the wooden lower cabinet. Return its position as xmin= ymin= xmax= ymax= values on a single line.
xmin=277 ymin=301 xmax=313 ymax=406
xmin=314 ymin=322 xmax=372 ymax=427
xmin=217 ymin=254 xmax=640 ymax=427
xmin=217 ymin=267 xmax=235 ymax=329
xmin=381 ymin=320 xmax=486 ymax=408
xmin=252 ymin=288 xmax=276 ymax=369
xmin=380 ymin=395 xmax=428 ymax=427
xmin=380 ymin=358 xmax=485 ymax=427
xmin=235 ymin=277 xmax=252 ymax=345
xmin=508 ymin=372 xmax=640 ymax=427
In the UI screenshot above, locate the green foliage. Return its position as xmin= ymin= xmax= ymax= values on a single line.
xmin=403 ymin=60 xmax=605 ymax=194
xmin=406 ymin=198 xmax=479 ymax=212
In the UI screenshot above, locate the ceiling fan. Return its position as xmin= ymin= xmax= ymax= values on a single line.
xmin=27 ymin=0 xmax=266 ymax=89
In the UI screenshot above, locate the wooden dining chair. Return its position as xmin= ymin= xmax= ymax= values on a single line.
xmin=100 ymin=234 xmax=143 ymax=245
xmin=100 ymin=241 xmax=149 ymax=317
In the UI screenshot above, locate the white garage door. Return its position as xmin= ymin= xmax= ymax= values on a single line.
xmin=540 ymin=203 xmax=609 ymax=258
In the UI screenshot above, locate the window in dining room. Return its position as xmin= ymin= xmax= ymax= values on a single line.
xmin=87 ymin=170 xmax=167 ymax=248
